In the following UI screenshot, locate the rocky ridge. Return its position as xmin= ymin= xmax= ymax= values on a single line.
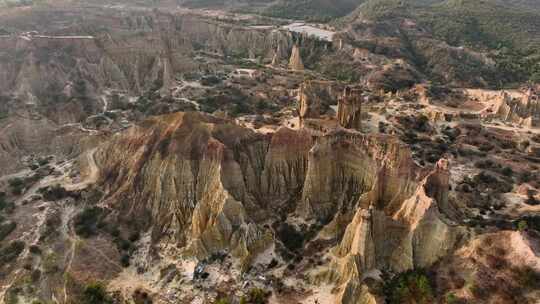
xmin=92 ymin=111 xmax=466 ymax=303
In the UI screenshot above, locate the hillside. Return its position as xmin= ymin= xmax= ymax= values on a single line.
xmin=180 ymin=0 xmax=364 ymax=22
xmin=343 ymin=0 xmax=540 ymax=86
xmin=263 ymin=0 xmax=364 ymax=21
xmin=0 ymin=0 xmax=35 ymax=7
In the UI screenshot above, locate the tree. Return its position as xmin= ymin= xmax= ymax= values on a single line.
xmin=8 ymin=178 xmax=24 ymax=195
xmin=82 ymin=282 xmax=112 ymax=304
xmin=517 ymin=220 xmax=528 ymax=231
xmin=384 ymin=270 xmax=435 ymax=304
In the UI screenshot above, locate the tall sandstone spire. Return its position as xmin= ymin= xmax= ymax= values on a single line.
xmin=337 ymin=87 xmax=363 ymax=131
xmin=298 ymin=81 xmax=322 ymax=127
xmin=289 ymin=44 xmax=304 ymax=71
xmin=271 ymin=51 xmax=279 ymax=66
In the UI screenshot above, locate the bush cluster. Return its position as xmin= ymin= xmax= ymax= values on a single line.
xmin=383 ymin=270 xmax=435 ymax=304
xmin=0 ymin=240 xmax=25 ymax=267
xmin=82 ymin=282 xmax=113 ymax=304
xmin=74 ymin=207 xmax=106 ymax=238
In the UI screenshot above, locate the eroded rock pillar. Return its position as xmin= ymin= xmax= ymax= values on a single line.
xmin=337 ymin=87 xmax=363 ymax=131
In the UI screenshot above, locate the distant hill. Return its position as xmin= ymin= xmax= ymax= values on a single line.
xmin=342 ymin=0 xmax=540 ymax=86
xmin=0 ymin=0 xmax=35 ymax=7
xmin=349 ymin=0 xmax=540 ymax=49
xmin=263 ymin=0 xmax=364 ymax=21
xmin=180 ymin=0 xmax=365 ymax=22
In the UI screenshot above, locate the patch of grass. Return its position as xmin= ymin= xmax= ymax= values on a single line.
xmin=517 ymin=220 xmax=528 ymax=231
xmin=444 ymin=292 xmax=459 ymax=304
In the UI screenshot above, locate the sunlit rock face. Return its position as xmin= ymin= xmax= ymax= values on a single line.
xmin=289 ymin=44 xmax=304 ymax=71
xmin=494 ymin=89 xmax=540 ymax=127
xmin=94 ymin=112 xmax=463 ymax=284
xmin=94 ymin=112 xmax=311 ymax=265
xmin=0 ymin=11 xmax=303 ymax=175
xmin=318 ymin=158 xmax=466 ymax=304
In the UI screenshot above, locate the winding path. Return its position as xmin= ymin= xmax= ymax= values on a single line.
xmin=65 ymin=148 xmax=99 ymax=192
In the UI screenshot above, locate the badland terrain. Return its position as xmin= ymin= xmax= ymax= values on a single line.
xmin=0 ymin=0 xmax=539 ymax=303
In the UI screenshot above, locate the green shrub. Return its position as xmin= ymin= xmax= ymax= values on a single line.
xmin=4 ymin=288 xmax=19 ymax=304
xmin=8 ymin=178 xmax=23 ymax=188
xmin=501 ymin=166 xmax=514 ymax=177
xmin=128 ymin=231 xmax=140 ymax=242
xmin=0 ymin=241 xmax=25 ymax=267
xmin=42 ymin=252 xmax=59 ymax=273
xmin=243 ymin=288 xmax=269 ymax=304
xmin=31 ymin=269 xmax=41 ymax=282
xmin=515 ymin=216 xmax=540 ymax=232
xmin=120 ymin=254 xmax=130 ymax=268
xmin=276 ymin=223 xmax=305 ymax=253
xmin=37 ymin=158 xmax=49 ymax=167
xmin=82 ymin=282 xmax=112 ymax=304
xmin=8 ymin=178 xmax=24 ymax=195
xmin=0 ymin=221 xmax=16 ymax=241
xmin=214 ymin=298 xmax=230 ymax=304
xmin=517 ymin=220 xmax=528 ymax=231
xmin=40 ymin=185 xmax=69 ymax=201
xmin=384 ymin=270 xmax=434 ymax=304
xmin=108 ymin=227 xmax=120 ymax=238
xmin=0 ymin=197 xmax=15 ymax=213
xmin=445 ymin=292 xmax=459 ymax=304
xmin=29 ymin=245 xmax=41 ymax=255
xmin=74 ymin=207 xmax=105 ymax=238
xmin=118 ymin=238 xmax=132 ymax=251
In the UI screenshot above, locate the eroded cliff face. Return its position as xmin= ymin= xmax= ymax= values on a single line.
xmin=94 ymin=112 xmax=465 ymax=287
xmin=337 ymin=87 xmax=363 ymax=131
xmin=289 ymin=44 xmax=304 ymax=71
xmin=95 ymin=113 xmax=313 ymax=266
xmin=298 ymin=82 xmax=323 ymax=123
xmin=0 ymin=10 xmax=307 ymax=175
xmin=320 ymin=159 xmax=466 ymax=304
xmin=494 ymin=89 xmax=540 ymax=127
xmin=0 ymin=11 xmax=297 ymax=101
xmin=298 ymin=131 xmax=420 ymax=224
xmin=298 ymin=80 xmax=341 ymax=124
